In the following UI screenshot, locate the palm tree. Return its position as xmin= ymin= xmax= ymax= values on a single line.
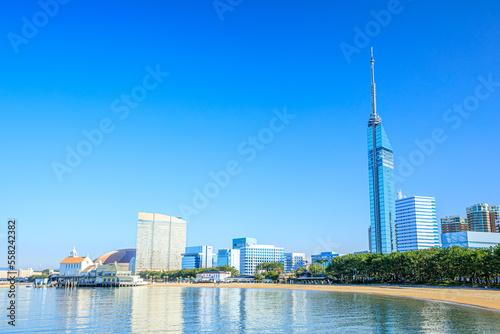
xmin=315 ymin=259 xmax=328 ymax=275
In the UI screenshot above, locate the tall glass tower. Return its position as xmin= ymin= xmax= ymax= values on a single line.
xmin=367 ymin=49 xmax=397 ymax=254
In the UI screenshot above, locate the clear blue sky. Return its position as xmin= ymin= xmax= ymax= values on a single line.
xmin=1 ymin=1 xmax=499 ymax=269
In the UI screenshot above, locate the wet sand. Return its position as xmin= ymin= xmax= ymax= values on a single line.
xmin=152 ymin=283 xmax=500 ymax=311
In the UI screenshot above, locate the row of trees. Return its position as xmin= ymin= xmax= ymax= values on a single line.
xmin=139 ymin=265 xmax=239 ymax=281
xmin=325 ymin=246 xmax=500 ymax=286
xmin=255 ymin=262 xmax=284 ymax=280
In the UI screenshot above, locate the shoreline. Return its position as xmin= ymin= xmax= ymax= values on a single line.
xmin=151 ymin=283 xmax=500 ymax=311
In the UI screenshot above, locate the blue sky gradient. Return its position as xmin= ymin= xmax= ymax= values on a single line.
xmin=1 ymin=1 xmax=499 ymax=269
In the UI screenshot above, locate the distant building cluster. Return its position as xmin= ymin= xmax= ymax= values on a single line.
xmin=441 ymin=216 xmax=469 ymax=234
xmin=52 ymin=200 xmax=500 ymax=286
xmin=441 ymin=204 xmax=499 ymax=234
xmin=440 ymin=204 xmax=500 ymax=249
xmin=54 ymin=212 xmax=334 ymax=281
xmin=181 ymin=237 xmax=289 ymax=276
xmin=0 ymin=268 xmax=43 ymax=281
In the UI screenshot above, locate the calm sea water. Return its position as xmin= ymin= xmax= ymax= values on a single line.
xmin=2 ymin=286 xmax=500 ymax=333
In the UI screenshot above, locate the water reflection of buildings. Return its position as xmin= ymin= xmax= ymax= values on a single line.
xmin=419 ymin=302 xmax=449 ymax=333
xmin=52 ymin=287 xmax=181 ymax=332
xmin=180 ymin=288 xmax=213 ymax=332
xmin=22 ymin=287 xmax=500 ymax=332
xmin=177 ymin=288 xmax=309 ymax=332
xmin=419 ymin=301 xmax=498 ymax=333
xmin=131 ymin=287 xmax=183 ymax=333
xmin=217 ymin=288 xmax=243 ymax=332
xmin=289 ymin=290 xmax=308 ymax=326
xmin=180 ymin=288 xmax=257 ymax=332
xmin=54 ymin=288 xmax=104 ymax=330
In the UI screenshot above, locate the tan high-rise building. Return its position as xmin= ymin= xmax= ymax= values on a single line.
xmin=466 ymin=204 xmax=500 ymax=233
xmin=441 ymin=216 xmax=468 ymax=234
xmin=135 ymin=212 xmax=187 ymax=272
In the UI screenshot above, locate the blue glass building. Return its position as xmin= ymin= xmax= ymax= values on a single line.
xmin=311 ymin=252 xmax=339 ymax=263
xmin=442 ymin=231 xmax=500 ymax=249
xmin=367 ymin=50 xmax=397 ymax=254
xmin=217 ymin=248 xmax=240 ymax=272
xmin=232 ymin=237 xmax=257 ymax=249
xmin=181 ymin=246 xmax=216 ymax=269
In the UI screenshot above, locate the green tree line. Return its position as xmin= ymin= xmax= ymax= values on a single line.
xmin=325 ymin=246 xmax=500 ymax=286
xmin=139 ymin=265 xmax=239 ymax=281
xmin=255 ymin=262 xmax=284 ymax=281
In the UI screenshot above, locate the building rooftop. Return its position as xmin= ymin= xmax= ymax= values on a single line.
xmin=81 ymin=265 xmax=94 ymax=272
xmin=138 ymin=212 xmax=186 ymax=224
xmin=60 ymin=257 xmax=86 ymax=264
xmin=244 ymin=244 xmax=283 ymax=249
xmin=94 ymin=249 xmax=136 ymax=265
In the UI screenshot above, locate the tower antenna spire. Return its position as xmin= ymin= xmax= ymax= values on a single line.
xmin=370 ymin=47 xmax=377 ymax=117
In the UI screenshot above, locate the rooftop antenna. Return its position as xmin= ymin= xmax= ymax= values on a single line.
xmin=397 ymin=189 xmax=403 ymax=200
xmin=370 ymin=47 xmax=377 ymax=117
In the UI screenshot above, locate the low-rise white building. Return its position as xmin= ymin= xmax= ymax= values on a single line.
xmin=225 ymin=275 xmax=255 ymax=282
xmin=59 ymin=247 xmax=94 ymax=277
xmin=195 ymin=271 xmax=231 ymax=282
xmin=441 ymin=231 xmax=500 ymax=249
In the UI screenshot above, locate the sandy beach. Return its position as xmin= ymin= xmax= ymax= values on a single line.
xmin=151 ymin=283 xmax=500 ymax=311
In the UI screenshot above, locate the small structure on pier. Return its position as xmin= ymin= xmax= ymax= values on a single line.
xmin=59 ymin=247 xmax=94 ymax=277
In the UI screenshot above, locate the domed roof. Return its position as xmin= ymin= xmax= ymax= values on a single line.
xmin=94 ymin=249 xmax=136 ymax=265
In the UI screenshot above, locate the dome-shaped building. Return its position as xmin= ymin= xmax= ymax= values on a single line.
xmin=94 ymin=249 xmax=136 ymax=273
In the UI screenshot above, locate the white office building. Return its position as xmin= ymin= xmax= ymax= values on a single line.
xmin=239 ymin=244 xmax=284 ymax=275
xmin=396 ymin=192 xmax=439 ymax=252
xmin=284 ymin=253 xmax=306 ymax=273
xmin=195 ymin=271 xmax=232 ymax=282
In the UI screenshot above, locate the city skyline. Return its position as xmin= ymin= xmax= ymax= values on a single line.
xmin=1 ymin=1 xmax=500 ymax=269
